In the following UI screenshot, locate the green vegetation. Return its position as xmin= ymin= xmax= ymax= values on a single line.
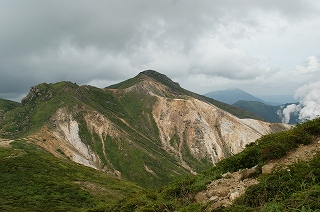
xmin=0 ymin=98 xmax=20 ymax=112
xmin=0 ymin=139 xmax=141 ymax=212
xmin=233 ymin=100 xmax=299 ymax=124
xmin=231 ymin=154 xmax=320 ymax=211
xmin=1 ymin=82 xmax=81 ymax=137
xmin=233 ymin=100 xmax=281 ymax=122
xmin=107 ymin=118 xmax=320 ymax=211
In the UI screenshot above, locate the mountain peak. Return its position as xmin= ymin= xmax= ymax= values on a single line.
xmin=139 ymin=70 xmax=181 ymax=90
xmin=226 ymin=88 xmax=240 ymax=91
xmin=204 ymin=88 xmax=264 ymax=105
xmin=107 ymin=70 xmax=183 ymax=97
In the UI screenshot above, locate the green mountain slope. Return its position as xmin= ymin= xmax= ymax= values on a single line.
xmin=0 ymin=98 xmax=20 ymax=112
xmin=0 ymin=139 xmax=141 ymax=212
xmin=233 ymin=100 xmax=299 ymax=124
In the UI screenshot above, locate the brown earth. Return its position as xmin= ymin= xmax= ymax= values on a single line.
xmin=0 ymin=138 xmax=14 ymax=148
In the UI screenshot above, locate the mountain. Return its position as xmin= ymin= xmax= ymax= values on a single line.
xmin=233 ymin=100 xmax=299 ymax=124
xmin=0 ymin=70 xmax=290 ymax=189
xmin=204 ymin=88 xmax=265 ymax=105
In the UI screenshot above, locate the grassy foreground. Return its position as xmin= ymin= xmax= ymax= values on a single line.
xmin=0 ymin=140 xmax=142 ymax=212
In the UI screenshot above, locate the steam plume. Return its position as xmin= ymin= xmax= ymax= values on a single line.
xmin=280 ymin=81 xmax=320 ymax=124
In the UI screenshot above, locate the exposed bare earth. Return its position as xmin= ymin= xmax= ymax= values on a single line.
xmin=0 ymin=138 xmax=14 ymax=148
xmin=195 ymin=138 xmax=320 ymax=209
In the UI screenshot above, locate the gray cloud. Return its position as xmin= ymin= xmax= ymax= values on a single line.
xmin=1 ymin=0 xmax=320 ymax=101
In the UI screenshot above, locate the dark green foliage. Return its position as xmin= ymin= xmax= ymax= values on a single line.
xmin=0 ymin=140 xmax=141 ymax=212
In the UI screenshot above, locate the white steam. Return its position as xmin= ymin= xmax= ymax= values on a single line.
xmin=280 ymin=81 xmax=320 ymax=124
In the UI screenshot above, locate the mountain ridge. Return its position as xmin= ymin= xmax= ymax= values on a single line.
xmin=0 ymin=70 xmax=290 ymax=188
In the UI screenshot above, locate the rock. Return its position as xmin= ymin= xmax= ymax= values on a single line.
xmin=229 ymin=191 xmax=240 ymax=201
xmin=206 ymin=189 xmax=215 ymax=198
xmin=194 ymin=191 xmax=208 ymax=203
xmin=262 ymin=163 xmax=275 ymax=174
xmin=240 ymin=165 xmax=260 ymax=180
xmin=215 ymin=188 xmax=229 ymax=197
xmin=222 ymin=172 xmax=232 ymax=178
xmin=209 ymin=196 xmax=219 ymax=203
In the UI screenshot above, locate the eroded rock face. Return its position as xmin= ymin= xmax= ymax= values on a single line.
xmin=152 ymin=96 xmax=290 ymax=167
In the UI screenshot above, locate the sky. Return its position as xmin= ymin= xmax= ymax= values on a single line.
xmin=1 ymin=0 xmax=320 ymax=104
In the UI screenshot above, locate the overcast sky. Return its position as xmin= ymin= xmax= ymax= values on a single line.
xmin=1 ymin=0 xmax=320 ymax=102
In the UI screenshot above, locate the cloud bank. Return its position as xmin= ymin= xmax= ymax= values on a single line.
xmin=1 ymin=0 xmax=320 ymax=101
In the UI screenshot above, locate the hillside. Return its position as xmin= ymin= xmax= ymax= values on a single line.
xmin=0 ymin=138 xmax=141 ymax=211
xmin=108 ymin=118 xmax=320 ymax=211
xmin=0 ymin=98 xmax=20 ymax=125
xmin=204 ymin=88 xmax=265 ymax=105
xmin=233 ymin=100 xmax=299 ymax=124
xmin=0 ymin=70 xmax=289 ymax=189
xmin=0 ymin=98 xmax=20 ymax=112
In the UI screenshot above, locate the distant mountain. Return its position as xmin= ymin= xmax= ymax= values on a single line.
xmin=204 ymin=88 xmax=265 ymax=105
xmin=233 ymin=100 xmax=299 ymax=124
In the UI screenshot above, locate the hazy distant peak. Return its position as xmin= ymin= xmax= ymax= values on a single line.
xmin=204 ymin=88 xmax=264 ymax=105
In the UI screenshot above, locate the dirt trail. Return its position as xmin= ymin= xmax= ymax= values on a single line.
xmin=262 ymin=138 xmax=320 ymax=173
xmin=195 ymin=138 xmax=320 ymax=209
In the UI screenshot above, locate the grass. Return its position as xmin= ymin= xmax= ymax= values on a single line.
xmin=0 ymin=98 xmax=20 ymax=112
xmin=227 ymin=151 xmax=320 ymax=211
xmin=0 ymin=139 xmax=142 ymax=212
